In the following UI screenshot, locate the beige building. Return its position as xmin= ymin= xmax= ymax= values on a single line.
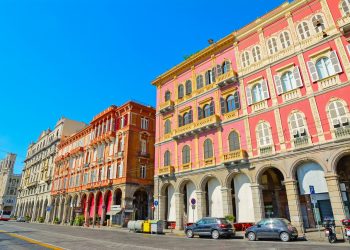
xmin=16 ymin=118 xmax=87 ymax=222
xmin=0 ymin=153 xmax=21 ymax=215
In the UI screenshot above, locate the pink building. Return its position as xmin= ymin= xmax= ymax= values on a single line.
xmin=152 ymin=0 xmax=350 ymax=232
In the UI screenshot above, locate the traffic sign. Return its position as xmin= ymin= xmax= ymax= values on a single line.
xmin=154 ymin=200 xmax=159 ymax=206
xmin=190 ymin=198 xmax=196 ymax=205
xmin=309 ymin=185 xmax=315 ymax=195
xmin=46 ymin=206 xmax=51 ymax=212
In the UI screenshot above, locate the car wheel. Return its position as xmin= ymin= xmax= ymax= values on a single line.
xmin=186 ymin=229 xmax=194 ymax=238
xmin=211 ymin=230 xmax=220 ymax=239
xmin=328 ymin=235 xmax=336 ymax=243
xmin=247 ymin=232 xmax=256 ymax=241
xmin=280 ymin=232 xmax=290 ymax=242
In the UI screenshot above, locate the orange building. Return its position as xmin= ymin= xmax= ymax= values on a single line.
xmin=51 ymin=101 xmax=155 ymax=226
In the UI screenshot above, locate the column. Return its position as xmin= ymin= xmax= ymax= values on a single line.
xmin=250 ymin=184 xmax=264 ymax=221
xmin=84 ymin=198 xmax=90 ymax=225
xmin=284 ymin=180 xmax=304 ymax=233
xmin=221 ymin=187 xmax=233 ymax=216
xmin=158 ymin=195 xmax=166 ymax=221
xmin=194 ymin=135 xmax=199 ymax=169
xmin=195 ymin=191 xmax=206 ymax=219
xmin=175 ymin=192 xmax=184 ymax=230
xmin=62 ymin=201 xmax=69 ymax=224
xmin=325 ymin=174 xmax=347 ymax=225
xmin=273 ymin=109 xmax=286 ymax=151
xmin=101 ymin=200 xmax=106 ymax=226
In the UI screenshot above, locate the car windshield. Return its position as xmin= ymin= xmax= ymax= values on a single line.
xmin=2 ymin=211 xmax=11 ymax=215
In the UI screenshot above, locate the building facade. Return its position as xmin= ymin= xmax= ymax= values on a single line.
xmin=16 ymin=118 xmax=87 ymax=222
xmin=0 ymin=153 xmax=21 ymax=215
xmin=153 ymin=0 xmax=350 ymax=232
xmin=51 ymin=102 xmax=155 ymax=226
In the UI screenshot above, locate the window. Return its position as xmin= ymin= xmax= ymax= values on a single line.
xmin=202 ymin=101 xmax=215 ymax=118
xmin=117 ymin=163 xmax=123 ymax=178
xmin=185 ymin=80 xmax=192 ymax=95
xmin=280 ymin=32 xmax=291 ymax=49
xmin=120 ymin=116 xmax=125 ymax=128
xmin=281 ymin=71 xmax=297 ymax=92
xmin=141 ymin=117 xmax=149 ymax=130
xmin=205 ymin=69 xmax=215 ymax=85
xmin=221 ymin=92 xmax=240 ymax=114
xmin=196 ymin=75 xmax=204 ymax=89
xmin=298 ymin=22 xmax=311 ymax=40
xmin=267 ymin=38 xmax=278 ymax=54
xmin=312 ymin=15 xmax=325 ymax=33
xmin=289 ymin=112 xmax=307 ymax=138
xmin=246 ymin=80 xmax=269 ymax=105
xmin=316 ymin=57 xmax=335 ymax=79
xmin=183 ymin=111 xmax=191 ymax=125
xmin=140 ymin=165 xmax=146 ymax=179
xmin=222 ymin=61 xmax=231 ymax=73
xmin=165 ymin=91 xmax=171 ymax=101
xmin=228 ymin=131 xmax=240 ymax=151
xmin=274 ymin=67 xmax=303 ymax=95
xmin=328 ymin=100 xmax=349 ymax=128
xmin=252 ymin=46 xmax=261 ymax=62
xmin=342 ymin=0 xmax=350 ymax=16
xmin=203 ymin=139 xmax=213 ymax=159
xmin=164 ymin=119 xmax=171 ymax=134
xmin=241 ymin=51 xmax=250 ymax=67
xmin=164 ymin=150 xmax=171 ymax=166
xmin=178 ymin=84 xmax=184 ymax=99
xmin=141 ymin=139 xmax=147 ymax=153
xmin=257 ymin=122 xmax=272 ymax=147
xmin=182 ymin=145 xmax=190 ymax=164
xmin=252 ymin=83 xmax=264 ymax=103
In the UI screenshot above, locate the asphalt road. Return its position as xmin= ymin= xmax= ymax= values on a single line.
xmin=0 ymin=221 xmax=349 ymax=250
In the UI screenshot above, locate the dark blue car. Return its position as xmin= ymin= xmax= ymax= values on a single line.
xmin=245 ymin=218 xmax=298 ymax=242
xmin=185 ymin=217 xmax=235 ymax=239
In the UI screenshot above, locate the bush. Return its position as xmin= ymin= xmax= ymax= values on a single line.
xmin=53 ymin=217 xmax=60 ymax=224
xmin=38 ymin=217 xmax=44 ymax=223
xmin=225 ymin=215 xmax=235 ymax=223
xmin=25 ymin=215 xmax=31 ymax=222
xmin=74 ymin=215 xmax=85 ymax=226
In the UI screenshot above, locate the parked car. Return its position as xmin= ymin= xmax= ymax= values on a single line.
xmin=185 ymin=217 xmax=235 ymax=239
xmin=245 ymin=218 xmax=298 ymax=242
xmin=16 ymin=216 xmax=27 ymax=222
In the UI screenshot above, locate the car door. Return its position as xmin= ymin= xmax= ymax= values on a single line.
xmin=256 ymin=219 xmax=272 ymax=238
xmin=203 ymin=218 xmax=216 ymax=235
xmin=194 ymin=219 xmax=206 ymax=235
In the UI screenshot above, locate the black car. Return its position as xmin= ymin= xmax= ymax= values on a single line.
xmin=185 ymin=217 xmax=235 ymax=239
xmin=245 ymin=218 xmax=298 ymax=242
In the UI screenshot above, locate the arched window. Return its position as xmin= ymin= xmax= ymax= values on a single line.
xmin=196 ymin=75 xmax=204 ymax=89
xmin=289 ymin=112 xmax=307 ymax=138
xmin=185 ymin=80 xmax=192 ymax=95
xmin=203 ymin=104 xmax=211 ymax=118
xmin=182 ymin=145 xmax=191 ymax=164
xmin=280 ymin=32 xmax=291 ymax=49
xmin=298 ymin=22 xmax=311 ymax=40
xmin=203 ymin=139 xmax=213 ymax=159
xmin=226 ymin=92 xmax=240 ymax=112
xmin=341 ymin=0 xmax=350 ymax=16
xmin=183 ymin=112 xmax=190 ymax=125
xmin=328 ymin=100 xmax=349 ymax=128
xmin=205 ymin=69 xmax=215 ymax=85
xmin=241 ymin=51 xmax=250 ymax=67
xmin=312 ymin=15 xmax=325 ymax=33
xmin=222 ymin=61 xmax=231 ymax=73
xmin=178 ymin=84 xmax=184 ymax=99
xmin=267 ymin=38 xmax=278 ymax=54
xmin=256 ymin=122 xmax=272 ymax=147
xmin=281 ymin=71 xmax=297 ymax=92
xmin=252 ymin=46 xmax=261 ymax=62
xmin=252 ymin=83 xmax=263 ymax=103
xmin=316 ymin=57 xmax=335 ymax=79
xmin=165 ymin=91 xmax=171 ymax=101
xmin=228 ymin=131 xmax=240 ymax=151
xmin=164 ymin=119 xmax=171 ymax=135
xmin=164 ymin=150 xmax=171 ymax=166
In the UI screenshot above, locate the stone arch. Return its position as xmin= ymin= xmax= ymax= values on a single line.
xmin=133 ymin=188 xmax=149 ymax=220
xmin=199 ymin=173 xmax=223 ymax=191
xmin=176 ymin=178 xmax=198 ymax=193
xmin=255 ymin=164 xmax=288 ymax=183
xmin=289 ymin=157 xmax=329 ymax=179
xmin=160 ymin=182 xmax=175 ymax=196
xmin=329 ymin=147 xmax=350 ymax=174
xmin=176 ymin=178 xmax=197 ymax=224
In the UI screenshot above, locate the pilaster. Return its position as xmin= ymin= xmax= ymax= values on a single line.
xmin=274 ymin=108 xmax=286 ymax=151
xmin=325 ymin=174 xmax=346 ymax=225
xmin=284 ymin=180 xmax=304 ymax=234
xmin=195 ymin=191 xmax=206 ymax=219
xmin=308 ymin=96 xmax=325 ymax=142
xmin=175 ymin=192 xmax=184 ymax=230
xmin=250 ymin=184 xmax=264 ymax=221
xmin=221 ymin=187 xmax=233 ymax=216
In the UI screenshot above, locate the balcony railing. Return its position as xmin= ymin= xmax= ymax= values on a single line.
xmin=138 ymin=151 xmax=150 ymax=158
xmin=202 ymin=157 xmax=216 ymax=167
xmin=282 ymin=88 xmax=301 ymax=102
xmin=338 ymin=15 xmax=350 ymax=34
xmin=293 ymin=136 xmax=310 ymax=148
xmin=223 ymin=110 xmax=239 ymax=121
xmin=259 ymin=145 xmax=273 ymax=156
xmin=180 ymin=163 xmax=192 ymax=172
xmin=173 ymin=115 xmax=221 ymax=140
xmin=116 ymin=151 xmax=124 ymax=158
xmin=70 ymin=146 xmax=84 ymax=156
xmin=216 ymin=70 xmax=238 ymax=88
xmin=251 ymin=100 xmax=267 ymax=112
xmin=158 ymin=165 xmax=175 ymax=176
xmin=222 ymin=149 xmax=248 ymax=165
xmin=159 ymin=100 xmax=175 ymax=114
xmin=334 ymin=127 xmax=350 ymax=139
xmin=318 ymin=75 xmax=339 ymax=90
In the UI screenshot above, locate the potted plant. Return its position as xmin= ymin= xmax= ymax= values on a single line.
xmin=38 ymin=217 xmax=44 ymax=223
xmin=74 ymin=215 xmax=85 ymax=226
xmin=225 ymin=215 xmax=235 ymax=225
xmin=25 ymin=215 xmax=31 ymax=222
xmin=53 ymin=217 xmax=60 ymax=224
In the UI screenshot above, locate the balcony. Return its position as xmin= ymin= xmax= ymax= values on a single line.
xmin=216 ymin=70 xmax=238 ymax=88
xmin=282 ymin=88 xmax=301 ymax=102
xmin=338 ymin=15 xmax=350 ymax=34
xmin=138 ymin=151 xmax=150 ymax=158
xmin=222 ymin=149 xmax=248 ymax=165
xmin=251 ymin=100 xmax=267 ymax=112
xmin=318 ymin=75 xmax=339 ymax=90
xmin=180 ymin=163 xmax=192 ymax=172
xmin=293 ymin=136 xmax=310 ymax=148
xmin=334 ymin=127 xmax=350 ymax=139
xmin=116 ymin=151 xmax=124 ymax=158
xmin=158 ymin=165 xmax=175 ymax=176
xmin=70 ymin=146 xmax=84 ymax=156
xmin=259 ymin=145 xmax=273 ymax=156
xmin=202 ymin=157 xmax=216 ymax=167
xmin=159 ymin=100 xmax=175 ymax=114
xmin=27 ymin=181 xmax=38 ymax=188
xmin=173 ymin=115 xmax=221 ymax=140
xmin=90 ymin=131 xmax=116 ymax=146
xmin=223 ymin=110 xmax=239 ymax=121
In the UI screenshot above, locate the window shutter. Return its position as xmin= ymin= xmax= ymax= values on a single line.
xmin=220 ymin=97 xmax=226 ymax=114
xmin=234 ymin=91 xmax=241 ymax=109
xmin=178 ymin=115 xmax=183 ymax=127
xmin=217 ymin=65 xmax=222 ymax=76
xmin=261 ymin=80 xmax=270 ymax=99
xmin=330 ymin=51 xmax=343 ymax=74
xmin=198 ymin=107 xmax=203 ymax=120
xmin=307 ymin=61 xmax=319 ymax=82
xmin=293 ymin=66 xmax=303 ymax=87
xmin=246 ymin=86 xmax=253 ymax=106
xmin=205 ymin=71 xmax=210 ymax=85
xmin=209 ymin=101 xmax=215 ymax=115
xmin=274 ymin=75 xmax=283 ymax=95
xmin=188 ymin=110 xmax=193 ymax=123
xmin=211 ymin=68 xmax=216 ymax=82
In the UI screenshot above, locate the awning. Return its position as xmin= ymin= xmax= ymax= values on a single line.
xmin=107 ymin=208 xmax=122 ymax=216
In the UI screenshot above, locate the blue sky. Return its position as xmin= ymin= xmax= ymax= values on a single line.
xmin=0 ymin=0 xmax=285 ymax=173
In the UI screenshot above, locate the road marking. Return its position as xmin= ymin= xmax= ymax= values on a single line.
xmin=0 ymin=229 xmax=64 ymax=250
